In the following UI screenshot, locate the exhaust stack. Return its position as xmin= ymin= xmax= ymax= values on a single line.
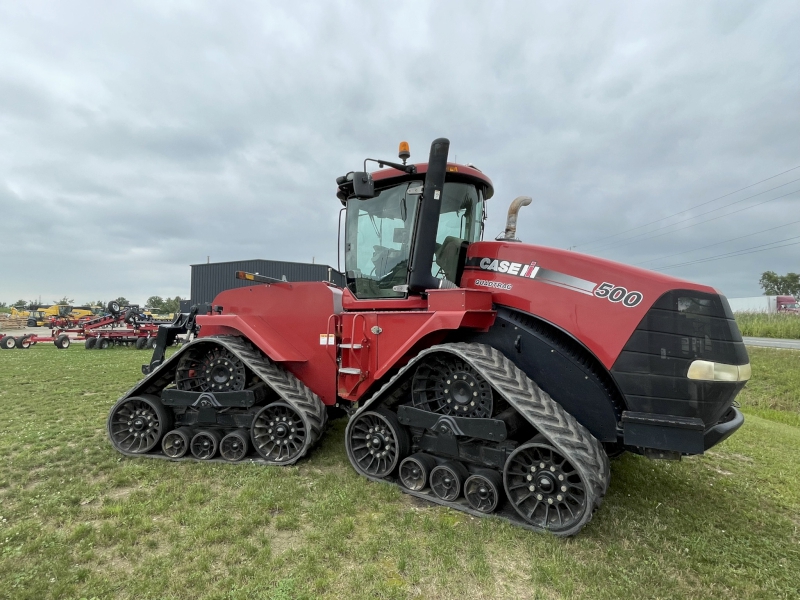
xmin=500 ymin=196 xmax=532 ymax=241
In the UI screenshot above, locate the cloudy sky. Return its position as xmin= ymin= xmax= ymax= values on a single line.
xmin=1 ymin=0 xmax=798 ymax=306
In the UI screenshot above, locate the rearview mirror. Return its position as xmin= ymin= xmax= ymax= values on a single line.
xmin=352 ymin=172 xmax=375 ymax=199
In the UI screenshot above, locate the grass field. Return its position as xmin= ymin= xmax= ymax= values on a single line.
xmin=735 ymin=312 xmax=800 ymax=339
xmin=0 ymin=345 xmax=798 ymax=599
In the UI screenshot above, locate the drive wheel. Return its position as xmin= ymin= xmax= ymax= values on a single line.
xmin=503 ymin=441 xmax=593 ymax=536
xmin=107 ymin=394 xmax=173 ymax=454
xmin=399 ymin=453 xmax=437 ymax=491
xmin=162 ymin=427 xmax=193 ymax=458
xmin=220 ymin=430 xmax=250 ymax=462
xmin=430 ymin=461 xmax=469 ymax=501
xmin=412 ymin=355 xmax=493 ymax=418
xmin=176 ymin=345 xmax=246 ymax=392
xmin=84 ymin=337 xmax=97 ymax=350
xmin=464 ymin=470 xmax=502 ymax=513
xmin=251 ymin=402 xmax=307 ymax=463
xmin=346 ymin=408 xmax=409 ymax=478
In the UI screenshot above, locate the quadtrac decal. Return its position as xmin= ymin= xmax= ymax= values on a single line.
xmin=466 ymin=257 xmax=644 ymax=307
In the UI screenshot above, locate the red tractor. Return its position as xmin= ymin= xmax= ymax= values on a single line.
xmin=107 ymin=138 xmax=750 ymax=536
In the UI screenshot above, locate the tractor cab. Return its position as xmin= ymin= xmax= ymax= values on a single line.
xmin=338 ymin=141 xmax=493 ymax=300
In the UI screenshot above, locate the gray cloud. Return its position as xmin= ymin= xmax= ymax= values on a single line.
xmin=0 ymin=0 xmax=798 ymax=306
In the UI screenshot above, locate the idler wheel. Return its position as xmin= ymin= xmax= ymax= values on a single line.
xmin=464 ymin=469 xmax=502 ymax=513
xmin=411 ymin=356 xmax=493 ymax=418
xmin=251 ymin=402 xmax=307 ymax=463
xmin=503 ymin=440 xmax=591 ymax=535
xmin=347 ymin=408 xmax=409 ymax=479
xmin=220 ymin=430 xmax=250 ymax=462
xmin=176 ymin=345 xmax=246 ymax=393
xmin=399 ymin=453 xmax=437 ymax=491
xmin=430 ymin=460 xmax=469 ymax=502
xmin=107 ymin=394 xmax=173 ymax=454
xmin=190 ymin=429 xmax=222 ymax=460
xmin=162 ymin=427 xmax=193 ymax=458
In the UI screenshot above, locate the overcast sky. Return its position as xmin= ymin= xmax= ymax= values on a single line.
xmin=1 ymin=0 xmax=798 ymax=306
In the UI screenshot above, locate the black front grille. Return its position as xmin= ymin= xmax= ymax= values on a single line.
xmin=611 ymin=290 xmax=748 ymax=427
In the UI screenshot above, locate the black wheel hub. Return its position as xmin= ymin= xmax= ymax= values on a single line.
xmin=348 ymin=410 xmax=408 ymax=478
xmin=412 ymin=356 xmax=493 ymax=418
xmin=251 ymin=403 xmax=307 ymax=463
xmin=504 ymin=442 xmax=587 ymax=533
xmin=108 ymin=397 xmax=167 ymax=454
xmin=176 ymin=346 xmax=246 ymax=393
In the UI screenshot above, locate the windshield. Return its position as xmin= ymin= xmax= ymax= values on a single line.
xmin=345 ymin=180 xmax=484 ymax=299
xmin=345 ymin=181 xmax=421 ymax=298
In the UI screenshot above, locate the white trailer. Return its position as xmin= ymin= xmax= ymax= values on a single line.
xmin=726 ymin=295 xmax=798 ymax=314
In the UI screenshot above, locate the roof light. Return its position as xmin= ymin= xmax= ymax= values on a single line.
xmin=687 ymin=360 xmax=751 ymax=382
xmin=398 ymin=141 xmax=410 ymax=164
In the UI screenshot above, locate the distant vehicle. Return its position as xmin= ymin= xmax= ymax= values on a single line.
xmin=726 ymin=295 xmax=799 ymax=314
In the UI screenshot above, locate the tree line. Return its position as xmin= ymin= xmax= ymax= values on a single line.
xmin=759 ymin=271 xmax=800 ymax=296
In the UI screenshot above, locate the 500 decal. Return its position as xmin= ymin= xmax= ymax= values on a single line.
xmin=594 ymin=282 xmax=643 ymax=308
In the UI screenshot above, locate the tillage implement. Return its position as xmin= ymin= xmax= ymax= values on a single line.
xmin=108 ymin=138 xmax=751 ymax=536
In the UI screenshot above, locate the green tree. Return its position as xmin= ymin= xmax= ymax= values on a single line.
xmin=760 ymin=271 xmax=800 ymax=296
xmin=53 ymin=296 xmax=74 ymax=305
xmin=147 ymin=296 xmax=166 ymax=311
xmin=13 ymin=299 xmax=27 ymax=308
xmin=113 ymin=297 xmax=130 ymax=307
xmin=162 ymin=296 xmax=184 ymax=313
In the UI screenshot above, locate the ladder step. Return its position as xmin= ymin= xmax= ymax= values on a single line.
xmin=338 ymin=368 xmax=362 ymax=375
xmin=339 ymin=344 xmax=363 ymax=349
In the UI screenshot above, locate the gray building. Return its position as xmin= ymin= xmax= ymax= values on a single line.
xmin=190 ymin=259 xmax=345 ymax=304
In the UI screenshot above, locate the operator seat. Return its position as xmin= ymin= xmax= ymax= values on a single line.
xmin=435 ymin=236 xmax=464 ymax=284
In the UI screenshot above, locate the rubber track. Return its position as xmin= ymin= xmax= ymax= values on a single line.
xmin=349 ymin=342 xmax=610 ymax=517
xmin=110 ymin=335 xmax=327 ymax=465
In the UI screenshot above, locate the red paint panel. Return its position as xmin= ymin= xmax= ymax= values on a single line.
xmin=196 ymin=282 xmax=341 ymax=406
xmin=463 ymin=241 xmax=715 ymax=369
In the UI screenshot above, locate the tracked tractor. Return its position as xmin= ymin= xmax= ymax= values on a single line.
xmin=107 ymin=138 xmax=750 ymax=536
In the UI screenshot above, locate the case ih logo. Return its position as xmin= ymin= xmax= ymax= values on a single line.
xmin=478 ymin=258 xmax=540 ymax=278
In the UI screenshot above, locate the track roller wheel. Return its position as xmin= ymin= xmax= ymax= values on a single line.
xmin=503 ymin=440 xmax=594 ymax=536
xmin=399 ymin=453 xmax=437 ymax=491
xmin=15 ymin=335 xmax=33 ymax=349
xmin=54 ymin=334 xmax=70 ymax=349
xmin=190 ymin=430 xmax=222 ymax=460
xmin=1 ymin=336 xmax=16 ymax=350
xmin=162 ymin=427 xmax=193 ymax=458
xmin=251 ymin=402 xmax=308 ymax=463
xmin=176 ymin=345 xmax=246 ymax=392
xmin=107 ymin=394 xmax=173 ymax=454
xmin=220 ymin=430 xmax=250 ymax=462
xmin=135 ymin=337 xmax=148 ymax=350
xmin=430 ymin=460 xmax=469 ymax=501
xmin=464 ymin=469 xmax=502 ymax=513
xmin=96 ymin=338 xmax=110 ymax=350
xmin=347 ymin=407 xmax=409 ymax=479
xmin=84 ymin=337 xmax=97 ymax=350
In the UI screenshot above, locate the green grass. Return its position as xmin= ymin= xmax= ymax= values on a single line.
xmin=735 ymin=312 xmax=800 ymax=339
xmin=1 ymin=346 xmax=799 ymax=599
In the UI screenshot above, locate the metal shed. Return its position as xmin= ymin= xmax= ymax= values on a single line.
xmin=190 ymin=259 xmax=344 ymax=304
